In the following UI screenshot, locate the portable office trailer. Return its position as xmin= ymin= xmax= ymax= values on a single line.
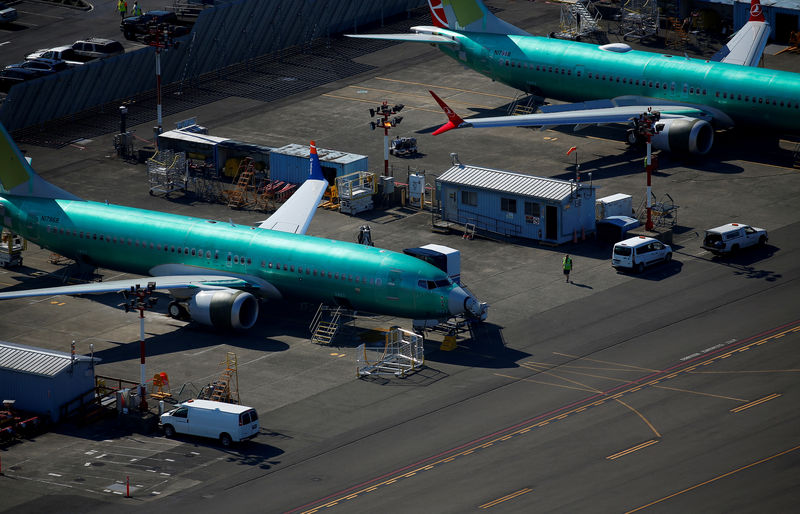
xmin=436 ymin=165 xmax=596 ymax=244
xmin=157 ymin=130 xmax=272 ymax=173
xmin=0 ymin=342 xmax=98 ymax=422
xmin=269 ymin=143 xmax=368 ymax=185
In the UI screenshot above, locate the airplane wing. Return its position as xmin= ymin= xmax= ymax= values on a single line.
xmin=711 ymin=0 xmax=770 ymax=67
xmin=257 ymin=141 xmax=328 ymax=235
xmin=0 ymin=274 xmax=255 ymax=300
xmin=345 ymin=33 xmax=459 ymax=45
xmin=429 ymin=90 xmax=713 ymax=135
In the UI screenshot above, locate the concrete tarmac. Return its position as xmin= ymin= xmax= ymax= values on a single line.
xmin=1 ymin=1 xmax=799 ymax=512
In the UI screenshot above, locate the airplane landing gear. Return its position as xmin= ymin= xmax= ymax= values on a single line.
xmin=168 ymin=301 xmax=190 ymax=321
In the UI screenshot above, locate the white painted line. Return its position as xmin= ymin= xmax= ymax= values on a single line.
xmin=164 ymin=458 xmax=174 ymax=462
xmin=48 ymin=473 xmax=62 ymax=477
xmin=160 ymin=472 xmax=171 ymax=476
xmin=85 ymin=450 xmax=97 ymax=455
xmin=147 ymin=469 xmax=156 ymax=473
xmin=113 ymin=491 xmax=123 ymax=495
xmin=0 ymin=41 xmax=10 ymax=47
xmin=130 ymin=458 xmax=138 ymax=462
xmin=84 ymin=462 xmax=91 ymax=467
xmin=190 ymin=451 xmax=200 ymax=455
xmin=152 ymin=491 xmax=161 ymax=495
xmin=96 ymin=453 xmax=106 ymax=459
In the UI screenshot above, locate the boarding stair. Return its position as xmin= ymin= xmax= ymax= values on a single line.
xmin=554 ymin=0 xmax=602 ymax=41
xmin=506 ymin=93 xmax=539 ymax=116
xmin=356 ymin=327 xmax=425 ymax=378
xmin=225 ymin=158 xmax=256 ymax=208
xmin=309 ymin=304 xmax=348 ymax=344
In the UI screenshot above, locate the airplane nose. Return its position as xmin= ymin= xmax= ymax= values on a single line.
xmin=448 ymin=286 xmax=470 ymax=316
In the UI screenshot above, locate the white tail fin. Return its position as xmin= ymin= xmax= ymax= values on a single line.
xmin=0 ymin=123 xmax=80 ymax=200
xmin=427 ymin=0 xmax=530 ymax=36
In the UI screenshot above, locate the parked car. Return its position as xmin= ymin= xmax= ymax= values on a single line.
xmin=26 ymin=46 xmax=88 ymax=68
xmin=0 ymin=67 xmax=39 ymax=92
xmin=612 ymin=235 xmax=672 ymax=273
xmin=71 ymin=38 xmax=125 ymax=60
xmin=6 ymin=58 xmax=69 ymax=76
xmin=160 ymin=399 xmax=259 ymax=447
xmin=120 ymin=10 xmax=191 ymax=41
xmin=701 ymin=223 xmax=767 ymax=255
xmin=0 ymin=2 xmax=17 ymax=24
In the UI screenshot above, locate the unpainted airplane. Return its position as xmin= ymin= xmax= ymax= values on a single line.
xmin=348 ymin=0 xmax=784 ymax=155
xmin=0 ymin=125 xmax=486 ymax=331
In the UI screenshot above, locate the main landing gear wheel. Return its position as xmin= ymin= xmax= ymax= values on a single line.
xmin=168 ymin=301 xmax=189 ymax=320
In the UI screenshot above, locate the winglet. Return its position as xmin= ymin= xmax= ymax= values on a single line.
xmin=749 ymin=0 xmax=765 ymax=22
xmin=429 ymin=90 xmax=466 ymax=136
xmin=308 ymin=140 xmax=325 ymax=181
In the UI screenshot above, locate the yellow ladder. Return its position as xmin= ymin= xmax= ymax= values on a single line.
xmin=226 ymin=158 xmax=256 ymax=208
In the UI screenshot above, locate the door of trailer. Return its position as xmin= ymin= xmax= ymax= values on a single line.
xmin=545 ymin=205 xmax=558 ymax=240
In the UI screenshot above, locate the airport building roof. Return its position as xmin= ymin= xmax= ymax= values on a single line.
xmin=272 ymin=143 xmax=367 ymax=165
xmin=0 ymin=341 xmax=96 ymax=378
xmin=437 ymin=165 xmax=577 ymax=202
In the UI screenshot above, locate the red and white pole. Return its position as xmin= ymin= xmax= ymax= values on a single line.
xmin=646 ymin=133 xmax=653 ymax=231
xmin=139 ymin=305 xmax=147 ymax=411
xmin=383 ymin=123 xmax=389 ymax=177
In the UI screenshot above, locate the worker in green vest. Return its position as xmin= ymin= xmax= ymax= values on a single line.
xmin=118 ymin=0 xmax=127 ymax=19
xmin=132 ymin=1 xmax=142 ymax=16
xmin=562 ymin=254 xmax=573 ymax=283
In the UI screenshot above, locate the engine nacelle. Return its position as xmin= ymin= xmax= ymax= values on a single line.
xmin=188 ymin=290 xmax=259 ymax=330
xmin=651 ymin=118 xmax=714 ymax=155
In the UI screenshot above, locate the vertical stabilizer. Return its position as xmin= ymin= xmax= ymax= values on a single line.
xmin=427 ymin=0 xmax=530 ymax=36
xmin=0 ymin=123 xmax=80 ymax=200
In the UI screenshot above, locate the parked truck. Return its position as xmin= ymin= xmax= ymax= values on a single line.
xmin=701 ymin=223 xmax=767 ymax=255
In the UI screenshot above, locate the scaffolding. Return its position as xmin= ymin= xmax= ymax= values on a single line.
xmin=200 ymin=352 xmax=240 ymax=404
xmin=147 ymin=150 xmax=188 ymax=196
xmin=187 ymin=160 xmax=225 ymax=203
xmin=619 ymin=0 xmax=659 ymax=41
xmin=356 ymin=327 xmax=425 ymax=378
xmin=337 ymin=171 xmax=376 ymax=215
xmin=555 ymin=0 xmax=603 ymax=41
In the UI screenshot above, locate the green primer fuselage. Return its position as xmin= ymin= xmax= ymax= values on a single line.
xmin=0 ymin=195 xmax=454 ymax=319
xmin=444 ymin=33 xmax=800 ymax=131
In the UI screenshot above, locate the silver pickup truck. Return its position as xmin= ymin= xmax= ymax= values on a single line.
xmin=702 ymin=223 xmax=768 ymax=255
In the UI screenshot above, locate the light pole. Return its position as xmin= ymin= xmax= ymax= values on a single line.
xmin=144 ymin=23 xmax=179 ymax=146
xmin=634 ymin=108 xmax=661 ymax=231
xmin=122 ymin=282 xmax=158 ymax=412
xmin=369 ymin=101 xmax=404 ymax=176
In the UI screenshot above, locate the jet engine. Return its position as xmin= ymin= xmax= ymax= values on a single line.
xmin=650 ymin=118 xmax=714 ymax=155
xmin=187 ymin=289 xmax=259 ymax=330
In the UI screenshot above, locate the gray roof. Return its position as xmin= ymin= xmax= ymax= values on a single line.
xmin=0 ymin=341 xmax=96 ymax=378
xmin=437 ymin=165 xmax=581 ymax=201
xmin=271 ymin=143 xmax=366 ymax=165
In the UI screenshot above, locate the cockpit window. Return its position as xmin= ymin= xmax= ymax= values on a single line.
xmin=417 ymin=280 xmax=437 ymax=290
xmin=434 ymin=279 xmax=450 ymax=288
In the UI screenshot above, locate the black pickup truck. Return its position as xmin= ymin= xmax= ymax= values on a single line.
xmin=120 ymin=10 xmax=191 ymax=41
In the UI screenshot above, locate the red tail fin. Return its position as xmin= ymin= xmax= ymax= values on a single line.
xmin=749 ymin=0 xmax=765 ymax=22
xmin=429 ymin=90 xmax=465 ymax=136
xmin=428 ymin=0 xmax=448 ymax=29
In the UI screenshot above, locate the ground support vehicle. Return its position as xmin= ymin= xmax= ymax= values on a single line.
xmin=612 ymin=235 xmax=672 ymax=273
xmin=701 ymin=223 xmax=767 ymax=255
xmin=160 ymin=399 xmax=259 ymax=447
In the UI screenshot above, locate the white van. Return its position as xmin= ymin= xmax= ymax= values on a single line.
xmin=160 ymin=399 xmax=259 ymax=447
xmin=612 ymin=236 xmax=672 ymax=273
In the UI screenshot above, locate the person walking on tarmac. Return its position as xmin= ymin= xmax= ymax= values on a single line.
xmin=132 ymin=1 xmax=142 ymax=16
xmin=562 ymin=254 xmax=573 ymax=283
xmin=118 ymin=0 xmax=128 ymax=19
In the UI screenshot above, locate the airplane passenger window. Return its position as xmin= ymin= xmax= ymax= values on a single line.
xmin=234 ymin=256 xmax=239 ymax=263
xmin=335 ymin=273 xmax=339 ymax=279
xmin=191 ymin=249 xmax=196 ymax=256
xmin=298 ymin=267 xmax=303 ymax=273
xmin=206 ymin=251 xmax=211 ymax=258
xmin=268 ymin=262 xmax=272 ymax=268
xmin=328 ymin=272 xmax=333 ymax=278
xmin=183 ymin=247 xmax=188 ymax=254
xmin=247 ymin=257 xmax=251 ymax=264
xmin=171 ymin=246 xmax=175 ymax=252
xmin=290 ymin=265 xmax=294 ymax=272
